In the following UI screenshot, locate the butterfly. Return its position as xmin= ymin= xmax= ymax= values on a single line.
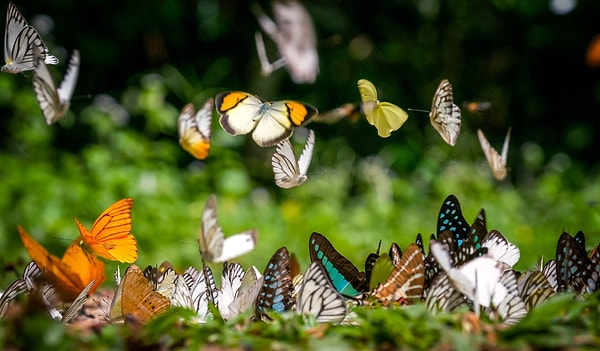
xmin=74 ymin=198 xmax=138 ymax=263
xmin=0 ymin=261 xmax=42 ymax=317
xmin=272 ymin=129 xmax=315 ymax=188
xmin=198 ymin=195 xmax=257 ymax=264
xmin=219 ymin=264 xmax=263 ymax=321
xmin=308 ymin=232 xmax=366 ymax=297
xmin=252 ymin=0 xmax=318 ymax=84
xmin=371 ymin=244 xmax=425 ymax=305
xmin=110 ymin=265 xmax=171 ymax=324
xmin=180 ymin=265 xmax=218 ymax=322
xmin=477 ymin=127 xmax=511 ymax=180
xmin=367 ymin=253 xmax=395 ymax=292
xmin=429 ymin=79 xmax=461 ymax=146
xmin=32 ymin=48 xmax=79 ymax=125
xmin=488 ymin=270 xmax=527 ymax=325
xmin=555 ymin=232 xmax=595 ymax=293
xmin=482 ymin=230 xmax=520 ymax=267
xmin=178 ymin=98 xmax=213 ymax=160
xmin=142 ymin=263 xmax=178 ymax=300
xmin=18 ymin=225 xmax=105 ymax=301
xmin=364 ymin=240 xmax=382 ymax=289
xmin=255 ymin=247 xmax=294 ymax=319
xmin=425 ymin=273 xmax=468 ymax=313
xmin=516 ymin=270 xmax=555 ymax=310
xmin=437 ymin=195 xmax=470 ymax=248
xmin=1 ymin=2 xmax=58 ymax=74
xmin=357 ymin=79 xmax=408 ymax=138
xmin=215 ymin=91 xmax=317 ymax=147
xmin=296 ymin=261 xmax=347 ymax=324
xmin=43 ymin=279 xmax=95 ymax=323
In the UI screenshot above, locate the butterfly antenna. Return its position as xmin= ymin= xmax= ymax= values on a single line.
xmin=407 ymin=108 xmax=431 ymax=114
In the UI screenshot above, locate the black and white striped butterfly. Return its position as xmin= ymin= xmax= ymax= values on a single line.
xmin=43 ymin=279 xmax=95 ymax=324
xmin=429 ymin=79 xmax=461 ymax=146
xmin=477 ymin=127 xmax=511 ymax=180
xmin=217 ymin=262 xmax=263 ymax=320
xmin=2 ymin=2 xmax=58 ymax=74
xmin=0 ymin=261 xmax=41 ymax=317
xmin=177 ymin=266 xmax=218 ymax=322
xmin=32 ymin=48 xmax=79 ymax=124
xmin=296 ymin=261 xmax=347 ymax=324
xmin=271 ymin=129 xmax=315 ymax=189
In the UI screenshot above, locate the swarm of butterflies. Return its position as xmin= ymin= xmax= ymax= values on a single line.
xmin=1 ymin=193 xmax=599 ymax=329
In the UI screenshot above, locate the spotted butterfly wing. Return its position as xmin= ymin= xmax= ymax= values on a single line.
xmin=429 ymin=79 xmax=461 ymax=146
xmin=309 ymin=232 xmax=366 ymax=297
xmin=255 ymin=247 xmax=294 ymax=318
xmin=437 ymin=195 xmax=470 ymax=248
xmin=272 ymin=129 xmax=315 ymax=188
xmin=556 ymin=232 xmax=594 ymax=293
xmin=296 ymin=261 xmax=347 ymax=323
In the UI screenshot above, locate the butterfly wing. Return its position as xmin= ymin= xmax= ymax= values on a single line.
xmin=178 ymin=98 xmax=213 ymax=160
xmin=255 ymin=247 xmax=294 ymax=318
xmin=372 ymin=244 xmax=425 ymax=304
xmin=183 ymin=266 xmax=217 ymax=319
xmin=477 ymin=129 xmax=507 ymax=180
xmin=56 ymin=50 xmax=80 ymax=109
xmin=227 ymin=266 xmax=263 ymax=319
xmin=437 ymin=195 xmax=470 ymax=248
xmin=296 ymin=129 xmax=315 ymax=179
xmin=272 ymin=138 xmax=301 ymax=188
xmin=297 ymin=261 xmax=347 ymax=324
xmin=429 ymin=79 xmax=461 ymax=146
xmin=217 ymin=262 xmax=245 ymax=319
xmin=216 ymin=91 xmax=264 ymax=135
xmin=76 ymin=198 xmax=137 ymax=263
xmin=252 ymin=100 xmax=316 ymax=147
xmin=371 ymin=102 xmax=408 ymax=138
xmin=482 ymin=230 xmax=520 ymax=267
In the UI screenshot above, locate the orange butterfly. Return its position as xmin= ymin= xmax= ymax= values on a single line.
xmin=74 ymin=198 xmax=138 ymax=263
xmin=109 ymin=265 xmax=171 ymax=324
xmin=18 ymin=226 xmax=106 ymax=301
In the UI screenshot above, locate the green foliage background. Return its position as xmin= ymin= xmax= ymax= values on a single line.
xmin=1 ymin=0 xmax=600 ymax=289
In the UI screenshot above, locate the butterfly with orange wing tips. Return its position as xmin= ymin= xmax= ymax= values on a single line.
xmin=178 ymin=98 xmax=213 ymax=160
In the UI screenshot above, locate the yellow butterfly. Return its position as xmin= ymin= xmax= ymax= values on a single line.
xmin=357 ymin=79 xmax=408 ymax=138
xmin=215 ymin=91 xmax=317 ymax=147
xmin=429 ymin=79 xmax=461 ymax=146
xmin=477 ymin=127 xmax=511 ymax=180
xmin=178 ymin=98 xmax=213 ymax=160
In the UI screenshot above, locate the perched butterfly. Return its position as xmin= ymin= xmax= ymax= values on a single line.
xmin=487 ymin=270 xmax=527 ymax=325
xmin=517 ymin=270 xmax=555 ymax=310
xmin=220 ymin=264 xmax=263 ymax=320
xmin=252 ymin=0 xmax=318 ymax=84
xmin=540 ymin=258 xmax=558 ymax=292
xmin=0 ymin=261 xmax=42 ymax=317
xmin=216 ymin=91 xmax=317 ymax=147
xmin=357 ymin=79 xmax=408 ymax=138
xmin=372 ymin=244 xmax=425 ymax=305
xmin=482 ymin=230 xmax=520 ymax=267
xmin=198 ymin=195 xmax=257 ymax=263
xmin=425 ymin=273 xmax=468 ymax=313
xmin=429 ymin=79 xmax=461 ymax=146
xmin=364 ymin=240 xmax=382 ymax=288
xmin=18 ymin=225 xmax=105 ymax=301
xmin=255 ymin=247 xmax=294 ymax=319
xmin=178 ymin=98 xmax=213 ymax=160
xmin=74 ymin=198 xmax=137 ymax=263
xmin=309 ymin=232 xmax=366 ymax=297
xmin=367 ymin=254 xmax=395 ymax=292
xmin=142 ymin=264 xmax=177 ymax=300
xmin=32 ymin=48 xmax=79 ymax=125
xmin=477 ymin=127 xmax=511 ymax=180
xmin=296 ymin=261 xmax=347 ymax=324
xmin=437 ymin=195 xmax=470 ymax=248
xmin=555 ymin=232 xmax=595 ymax=293
xmin=181 ymin=265 xmax=218 ymax=321
xmin=43 ymin=279 xmax=95 ymax=323
xmin=109 ymin=265 xmax=171 ymax=324
xmin=272 ymin=129 xmax=315 ymax=188
xmin=1 ymin=2 xmax=58 ymax=74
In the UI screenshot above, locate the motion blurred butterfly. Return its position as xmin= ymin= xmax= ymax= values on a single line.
xmin=309 ymin=232 xmax=366 ymax=297
xmin=0 ymin=261 xmax=42 ymax=317
xmin=357 ymin=79 xmax=408 ymax=138
xmin=252 ymin=0 xmax=319 ymax=84
xmin=110 ymin=265 xmax=171 ymax=324
xmin=296 ymin=261 xmax=347 ymax=324
xmin=74 ymin=198 xmax=138 ymax=263
xmin=216 ymin=91 xmax=317 ymax=147
xmin=272 ymin=129 xmax=315 ymax=188
xmin=198 ymin=195 xmax=258 ymax=264
xmin=178 ymin=98 xmax=213 ymax=160
xmin=2 ymin=2 xmax=58 ymax=74
xmin=477 ymin=127 xmax=511 ymax=180
xmin=32 ymin=48 xmax=79 ymax=125
xmin=255 ymin=247 xmax=294 ymax=319
xmin=18 ymin=226 xmax=105 ymax=301
xmin=429 ymin=79 xmax=461 ymax=146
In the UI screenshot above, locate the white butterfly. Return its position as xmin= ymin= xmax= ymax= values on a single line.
xmin=198 ymin=195 xmax=258 ymax=263
xmin=482 ymin=230 xmax=520 ymax=267
xmin=252 ymin=0 xmax=319 ymax=84
xmin=2 ymin=2 xmax=58 ymax=74
xmin=43 ymin=279 xmax=95 ymax=324
xmin=429 ymin=79 xmax=461 ymax=146
xmin=178 ymin=98 xmax=213 ymax=160
xmin=296 ymin=261 xmax=347 ymax=324
xmin=0 ymin=261 xmax=41 ymax=317
xmin=477 ymin=127 xmax=511 ymax=180
xmin=218 ymin=263 xmax=263 ymax=320
xmin=32 ymin=48 xmax=79 ymax=125
xmin=181 ymin=266 xmax=218 ymax=322
xmin=272 ymin=129 xmax=315 ymax=188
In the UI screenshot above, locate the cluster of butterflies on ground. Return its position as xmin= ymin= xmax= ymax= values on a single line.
xmin=4 ymin=1 xmax=512 ymax=186
xmin=1 ymin=194 xmax=599 ymax=329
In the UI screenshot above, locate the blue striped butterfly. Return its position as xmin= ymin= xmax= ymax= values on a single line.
xmin=2 ymin=2 xmax=58 ymax=74
xmin=477 ymin=127 xmax=511 ymax=180
xmin=0 ymin=261 xmax=42 ymax=317
xmin=371 ymin=244 xmax=425 ymax=305
xmin=272 ymin=129 xmax=315 ymax=188
xmin=215 ymin=91 xmax=317 ymax=147
xmin=178 ymin=98 xmax=213 ymax=160
xmin=32 ymin=48 xmax=79 ymax=125
xmin=437 ymin=195 xmax=470 ymax=248
xmin=308 ymin=232 xmax=366 ymax=297
xmin=296 ymin=261 xmax=347 ymax=324
xmin=357 ymin=79 xmax=408 ymax=138
xmin=255 ymin=247 xmax=294 ymax=319
xmin=555 ymin=232 xmax=595 ymax=293
xmin=429 ymin=79 xmax=461 ymax=146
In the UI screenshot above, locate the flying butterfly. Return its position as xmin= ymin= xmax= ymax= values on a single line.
xmin=296 ymin=261 xmax=347 ymax=324
xmin=178 ymin=98 xmax=213 ymax=160
xmin=477 ymin=127 xmax=511 ymax=180
xmin=429 ymin=79 xmax=461 ymax=146
xmin=32 ymin=48 xmax=79 ymax=125
xmin=357 ymin=79 xmax=408 ymax=138
xmin=74 ymin=198 xmax=138 ymax=263
xmin=309 ymin=232 xmax=366 ymax=297
xmin=272 ymin=129 xmax=315 ymax=189
xmin=2 ymin=2 xmax=58 ymax=74
xmin=198 ymin=195 xmax=257 ymax=263
xmin=215 ymin=91 xmax=317 ymax=147
xmin=255 ymin=247 xmax=294 ymax=319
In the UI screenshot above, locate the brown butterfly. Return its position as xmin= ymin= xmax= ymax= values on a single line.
xmin=477 ymin=127 xmax=511 ymax=180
